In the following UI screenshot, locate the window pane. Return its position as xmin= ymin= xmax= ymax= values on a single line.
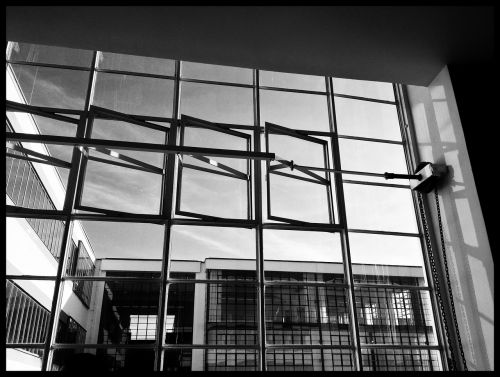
xmin=170 ymin=226 xmax=256 ymax=271
xmin=180 ymin=82 xmax=253 ymax=124
xmin=8 ymin=64 xmax=90 ymax=109
xmin=92 ymin=72 xmax=174 ymax=117
xmin=80 ymin=158 xmax=162 ymax=214
xmin=343 ymin=184 xmax=418 ymax=233
xmin=361 ymin=348 xmax=441 ymax=371
xmin=78 ymin=221 xmax=164 ymax=262
xmin=182 ymin=61 xmax=253 ymax=84
xmin=97 ymin=52 xmax=175 ymax=76
xmin=333 ymin=77 xmax=394 ymax=101
xmin=7 ymin=42 xmax=93 ymax=67
xmin=263 ymin=230 xmax=343 ymax=279
xmin=268 ymin=173 xmax=331 ymax=223
xmin=260 ymin=90 xmax=329 ymax=132
xmin=335 ymin=97 xmax=401 ymax=141
xmin=260 ymin=71 xmax=325 ymax=91
xmin=349 ymin=233 xmax=426 ymax=285
xmin=339 ymin=138 xmax=409 ymax=184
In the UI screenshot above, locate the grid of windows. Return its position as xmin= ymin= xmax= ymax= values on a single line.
xmin=5 ymin=41 xmax=446 ymax=371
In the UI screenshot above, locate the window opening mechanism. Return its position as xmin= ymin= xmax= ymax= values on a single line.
xmin=385 ymin=162 xmax=449 ymax=193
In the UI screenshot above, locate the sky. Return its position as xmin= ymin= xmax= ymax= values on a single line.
xmin=7 ymin=42 xmax=425 ymax=272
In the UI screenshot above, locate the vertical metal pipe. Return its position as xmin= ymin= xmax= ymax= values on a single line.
xmin=42 ymin=50 xmax=98 ymax=371
xmin=253 ymin=69 xmax=267 ymax=371
xmin=326 ymin=76 xmax=363 ymax=370
xmin=155 ymin=59 xmax=180 ymax=371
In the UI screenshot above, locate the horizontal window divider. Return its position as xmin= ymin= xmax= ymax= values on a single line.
xmin=333 ymin=92 xmax=396 ymax=106
xmin=62 ymin=276 xmax=162 ymax=282
xmin=259 ymin=85 xmax=327 ymax=96
xmin=94 ymin=67 xmax=176 ymax=81
xmin=188 ymin=155 xmax=248 ymax=179
xmin=174 ymin=210 xmax=256 ymax=225
xmin=342 ymin=179 xmax=410 ymax=189
xmin=90 ymin=105 xmax=170 ymax=132
xmin=90 ymin=146 xmax=164 ymax=174
xmin=5 ymin=151 xmax=71 ymax=169
xmin=6 ymin=100 xmax=82 ymax=123
xmin=5 ymin=343 xmax=47 ymax=348
xmin=263 ymin=281 xmax=349 ymax=288
xmin=167 ymin=279 xmax=258 ymax=285
xmin=181 ymin=114 xmax=251 ymax=139
xmin=359 ymin=344 xmax=441 ymax=351
xmin=71 ymin=212 xmax=167 ymax=224
xmin=171 ymin=218 xmax=257 ymax=228
xmin=87 ymin=155 xmax=163 ymax=175
xmin=7 ymin=142 xmax=72 ymax=168
xmin=74 ymin=204 xmax=163 ymax=220
xmin=162 ymin=344 xmax=260 ymax=350
xmin=347 ymin=229 xmax=421 ymax=238
xmin=262 ymin=221 xmax=343 ymax=233
xmin=336 ymin=133 xmax=403 ymax=145
xmin=51 ymin=343 xmax=156 ymax=350
xmin=6 ymin=275 xmax=57 ymax=281
xmin=264 ymin=344 xmax=354 ymax=350
xmin=270 ymin=169 xmax=329 ymax=185
xmin=180 ymin=76 xmax=254 ymax=89
xmin=8 ymin=60 xmax=92 ymax=72
xmin=353 ymin=283 xmax=430 ymax=291
xmin=6 ymin=205 xmax=68 ymax=219
xmin=188 ymin=120 xmax=257 ymax=131
xmin=266 ymin=121 xmax=328 ymax=144
xmin=6 ymin=132 xmax=275 ymax=160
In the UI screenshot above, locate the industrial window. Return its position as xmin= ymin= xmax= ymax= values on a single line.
xmin=6 ymin=41 xmax=447 ymax=371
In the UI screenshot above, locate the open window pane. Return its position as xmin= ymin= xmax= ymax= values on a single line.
xmin=335 ymin=97 xmax=401 ymax=141
xmin=268 ymin=173 xmax=331 ymax=224
xmin=80 ymin=158 xmax=162 ymax=215
xmin=170 ymin=226 xmax=256 ymax=275
xmin=333 ymin=77 xmax=394 ymax=101
xmin=260 ymin=90 xmax=330 ymax=132
xmin=180 ymin=82 xmax=253 ymax=124
xmin=7 ymin=42 xmax=93 ymax=67
xmin=8 ymin=64 xmax=90 ymax=109
xmin=260 ymin=70 xmax=325 ymax=92
xmin=181 ymin=61 xmax=253 ymax=84
xmin=97 ymin=52 xmax=175 ymax=76
xmin=92 ymin=72 xmax=174 ymax=117
xmin=343 ymin=184 xmax=418 ymax=233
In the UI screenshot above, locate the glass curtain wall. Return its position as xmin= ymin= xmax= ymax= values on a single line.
xmin=5 ymin=41 xmax=444 ymax=371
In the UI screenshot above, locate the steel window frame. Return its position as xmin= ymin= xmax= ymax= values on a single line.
xmin=4 ymin=41 xmax=449 ymax=371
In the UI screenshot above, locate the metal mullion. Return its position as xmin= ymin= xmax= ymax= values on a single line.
xmin=170 ymin=217 xmax=257 ymax=228
xmin=5 ymin=343 xmax=46 ymax=349
xmin=259 ymin=85 xmax=327 ymax=96
xmin=327 ymin=76 xmax=363 ymax=370
xmin=354 ymin=283 xmax=430 ymax=291
xmin=51 ymin=343 xmax=157 ymax=350
xmin=43 ymin=50 xmax=98 ymax=372
xmin=264 ymin=281 xmax=348 ymax=288
xmin=395 ymin=83 xmax=449 ymax=371
xmin=337 ymin=133 xmax=403 ymax=145
xmin=7 ymin=60 xmax=91 ymax=72
xmin=262 ymin=222 xmax=342 ymax=232
xmin=253 ymin=68 xmax=267 ymax=371
xmin=71 ymin=212 xmax=165 ymax=224
xmin=94 ymin=67 xmax=176 ymax=81
xmin=5 ymin=151 xmax=71 ymax=170
xmin=323 ymin=137 xmax=335 ymax=225
xmin=7 ymin=143 xmax=72 ymax=168
xmin=181 ymin=114 xmax=251 ymax=139
xmin=155 ymin=58 xmax=180 ymax=372
xmin=6 ymin=205 xmax=66 ymax=220
xmin=360 ymin=344 xmax=440 ymax=350
xmin=342 ymin=179 xmax=410 ymax=189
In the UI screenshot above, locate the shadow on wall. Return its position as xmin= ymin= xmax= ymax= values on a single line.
xmin=406 ymin=66 xmax=493 ymax=371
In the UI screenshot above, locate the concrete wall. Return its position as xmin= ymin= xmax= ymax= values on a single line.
xmin=406 ymin=66 xmax=494 ymax=370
